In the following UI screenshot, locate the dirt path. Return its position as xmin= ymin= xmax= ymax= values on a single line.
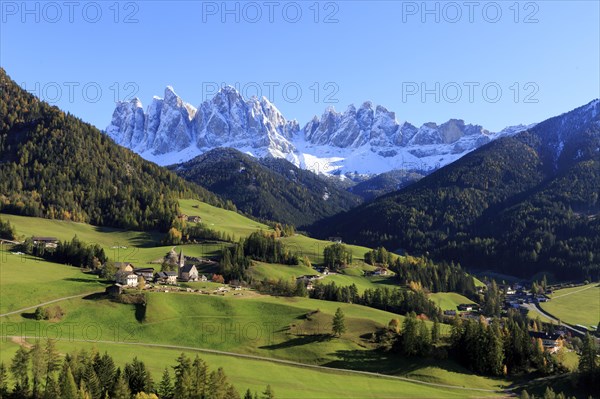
xmin=0 ymin=291 xmax=102 ymax=318
xmin=550 ymin=284 xmax=597 ymax=299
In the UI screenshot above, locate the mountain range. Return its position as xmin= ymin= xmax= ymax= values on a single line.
xmin=106 ymin=86 xmax=530 ymax=175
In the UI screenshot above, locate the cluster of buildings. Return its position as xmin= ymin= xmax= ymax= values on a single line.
xmin=109 ymin=250 xmax=208 ymax=289
xmin=503 ymin=284 xmax=551 ymax=310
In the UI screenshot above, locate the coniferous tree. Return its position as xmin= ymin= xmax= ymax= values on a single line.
xmin=332 ymin=308 xmax=346 ymax=337
xmin=172 ymin=353 xmax=193 ymax=399
xmin=578 ymin=332 xmax=600 ymax=389
xmin=93 ymin=352 xmax=116 ymax=398
xmin=58 ymin=364 xmax=79 ymax=399
xmin=0 ymin=363 xmax=8 ymax=399
xmin=29 ymin=340 xmax=46 ymax=399
xmin=11 ymin=346 xmax=30 ymax=396
xmin=124 ymin=357 xmax=153 ymax=394
xmin=157 ymin=367 xmax=173 ymax=399
xmin=112 ymin=372 xmax=131 ymax=399
xmin=262 ymin=384 xmax=275 ymax=399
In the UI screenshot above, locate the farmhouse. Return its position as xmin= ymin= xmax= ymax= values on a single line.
xmin=444 ymin=310 xmax=457 ymax=316
xmin=200 ymin=275 xmax=208 ymax=282
xmin=155 ymin=271 xmax=178 ymax=285
xmin=32 ymin=236 xmax=59 ymax=249
xmin=373 ymin=267 xmax=388 ymax=276
xmin=457 ymin=304 xmax=474 ymax=312
xmin=125 ymin=274 xmax=139 ymax=287
xmin=133 ymin=267 xmax=155 ymax=280
xmin=187 ymin=216 xmax=201 ymax=223
xmin=528 ymin=331 xmax=564 ymax=353
xmin=114 ymin=263 xmax=135 ymax=285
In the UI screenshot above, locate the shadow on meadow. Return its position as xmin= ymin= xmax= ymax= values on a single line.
xmin=259 ymin=334 xmax=332 ymax=350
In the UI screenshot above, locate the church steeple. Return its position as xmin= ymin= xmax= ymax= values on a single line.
xmin=178 ymin=249 xmax=184 ymax=277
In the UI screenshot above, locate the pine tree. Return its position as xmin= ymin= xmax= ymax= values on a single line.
xmin=332 ymin=307 xmax=346 ymax=337
xmin=578 ymin=332 xmax=599 ymax=387
xmin=262 ymin=384 xmax=275 ymax=399
xmin=124 ymin=357 xmax=153 ymax=394
xmin=93 ymin=352 xmax=116 ymax=397
xmin=42 ymin=375 xmax=60 ymax=399
xmin=173 ymin=353 xmax=193 ymax=399
xmin=10 ymin=346 xmax=30 ymax=395
xmin=192 ymin=355 xmax=208 ymax=398
xmin=58 ymin=364 xmax=79 ymax=399
xmin=44 ymin=339 xmax=61 ymax=387
xmin=30 ymin=340 xmax=46 ymax=399
xmin=0 ymin=363 xmax=8 ymax=399
xmin=244 ymin=389 xmax=254 ymax=399
xmin=112 ymin=372 xmax=131 ymax=399
xmin=157 ymin=367 xmax=173 ymax=399
xmin=207 ymin=368 xmax=229 ymax=399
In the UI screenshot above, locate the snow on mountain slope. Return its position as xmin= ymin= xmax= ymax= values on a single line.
xmin=106 ymin=86 xmax=531 ymax=175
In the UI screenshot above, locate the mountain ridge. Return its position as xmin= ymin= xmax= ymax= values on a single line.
xmin=308 ymin=99 xmax=600 ymax=280
xmin=107 ymin=86 xmax=531 ymax=175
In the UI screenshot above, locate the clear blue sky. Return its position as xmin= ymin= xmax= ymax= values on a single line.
xmin=1 ymin=1 xmax=598 ymax=131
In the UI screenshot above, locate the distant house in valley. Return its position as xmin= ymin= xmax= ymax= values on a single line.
xmin=200 ymin=275 xmax=208 ymax=282
xmin=528 ymin=331 xmax=564 ymax=353
xmin=125 ymin=274 xmax=139 ymax=287
xmin=32 ymin=236 xmax=59 ymax=249
xmin=105 ymin=284 xmax=123 ymax=298
xmin=155 ymin=271 xmax=177 ymax=285
xmin=457 ymin=304 xmax=474 ymax=312
xmin=133 ymin=267 xmax=155 ymax=281
xmin=179 ymin=265 xmax=199 ymax=282
xmin=328 ymin=237 xmax=343 ymax=244
xmin=187 ymin=216 xmax=201 ymax=223
xmin=444 ymin=310 xmax=457 ymax=317
xmin=373 ymin=267 xmax=388 ymax=276
xmin=114 ymin=263 xmax=135 ymax=285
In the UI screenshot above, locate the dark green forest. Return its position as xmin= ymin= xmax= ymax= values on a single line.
xmin=170 ymin=148 xmax=361 ymax=227
xmin=310 ymin=101 xmax=600 ymax=280
xmin=0 ymin=69 xmax=226 ymax=231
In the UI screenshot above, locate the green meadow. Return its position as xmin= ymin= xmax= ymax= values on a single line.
xmin=540 ymin=283 xmax=600 ymax=328
xmin=428 ymin=292 xmax=476 ymax=311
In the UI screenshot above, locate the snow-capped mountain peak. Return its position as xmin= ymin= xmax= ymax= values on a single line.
xmin=107 ymin=85 xmax=532 ymax=174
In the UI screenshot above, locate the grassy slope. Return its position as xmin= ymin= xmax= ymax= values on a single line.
xmin=178 ymin=199 xmax=270 ymax=239
xmin=0 ymin=340 xmax=501 ymax=399
xmin=428 ymin=293 xmax=476 ymax=311
xmin=0 ymin=250 xmax=106 ymax=313
xmin=540 ymin=284 xmax=600 ymax=327
xmin=0 ymin=291 xmax=504 ymax=393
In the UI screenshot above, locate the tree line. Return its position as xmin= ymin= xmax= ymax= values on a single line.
xmin=17 ymin=236 xmax=107 ymax=270
xmin=0 ymin=340 xmax=275 ymax=399
xmin=309 ymin=281 xmax=442 ymax=320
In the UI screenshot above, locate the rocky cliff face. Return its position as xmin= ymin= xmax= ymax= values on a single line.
xmin=107 ymin=85 xmax=530 ymax=174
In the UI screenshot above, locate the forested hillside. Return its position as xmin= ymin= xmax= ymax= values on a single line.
xmin=0 ymin=69 xmax=225 ymax=230
xmin=310 ymin=101 xmax=600 ymax=280
xmin=170 ymin=148 xmax=362 ymax=226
